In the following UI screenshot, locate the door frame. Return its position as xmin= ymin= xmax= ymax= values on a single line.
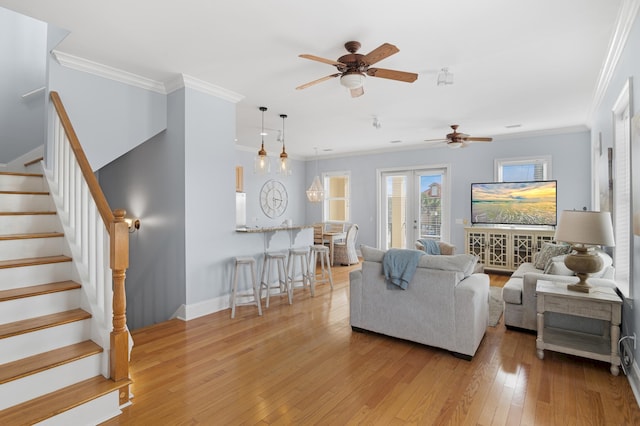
xmin=376 ymin=164 xmax=451 ymax=249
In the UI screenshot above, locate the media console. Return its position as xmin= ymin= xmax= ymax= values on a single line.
xmin=464 ymin=226 xmax=556 ymax=272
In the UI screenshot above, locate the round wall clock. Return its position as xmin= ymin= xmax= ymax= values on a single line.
xmin=260 ymin=179 xmax=288 ymax=218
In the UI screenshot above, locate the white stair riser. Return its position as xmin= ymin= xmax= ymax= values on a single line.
xmin=0 ymin=214 xmax=62 ymax=234
xmin=0 ymin=289 xmax=80 ymax=324
xmin=0 ymin=353 xmax=103 ymax=411
xmin=0 ymin=262 xmax=72 ymax=291
xmin=0 ymin=319 xmax=91 ymax=365
xmin=0 ymin=175 xmax=45 ymax=192
xmin=0 ymin=237 xmax=66 ymax=261
xmin=36 ymin=391 xmax=121 ymax=426
xmin=0 ymin=194 xmax=53 ymax=212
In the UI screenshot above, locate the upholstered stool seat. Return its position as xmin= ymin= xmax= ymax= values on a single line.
xmin=309 ymin=244 xmax=333 ymax=290
xmin=230 ymin=256 xmax=262 ymax=318
xmin=260 ymin=251 xmax=291 ymax=307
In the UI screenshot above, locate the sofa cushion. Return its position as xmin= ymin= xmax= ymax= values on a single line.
xmin=543 ymin=255 xmax=575 ymax=276
xmin=511 ymin=262 xmax=542 ymax=278
xmin=591 ymin=251 xmax=614 ymax=278
xmin=361 ymin=245 xmax=385 ymax=262
xmin=533 ymin=242 xmax=571 ymax=269
xmin=418 ymin=253 xmax=478 ymax=277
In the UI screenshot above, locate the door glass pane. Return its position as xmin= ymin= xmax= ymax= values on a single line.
xmin=419 ymin=173 xmax=442 ymax=240
xmin=385 ymin=175 xmax=407 ymax=249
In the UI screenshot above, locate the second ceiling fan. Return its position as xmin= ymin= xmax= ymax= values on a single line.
xmin=296 ymin=41 xmax=418 ymax=98
xmin=425 ymin=125 xmax=493 ymax=148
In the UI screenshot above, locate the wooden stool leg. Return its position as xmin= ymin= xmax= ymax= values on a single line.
xmin=251 ymin=262 xmax=262 ymax=316
xmin=231 ymin=263 xmax=239 ymax=319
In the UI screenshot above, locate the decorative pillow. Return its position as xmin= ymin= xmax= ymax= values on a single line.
xmin=534 ymin=242 xmax=571 ymax=270
xmin=360 ymin=245 xmax=385 ymax=262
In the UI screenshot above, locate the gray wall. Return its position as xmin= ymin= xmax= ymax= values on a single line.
xmin=98 ymin=89 xmax=187 ymax=329
xmin=591 ymin=11 xmax=640 ymax=387
xmin=304 ymin=131 xmax=592 ymax=253
xmin=0 ymin=7 xmax=47 ymax=163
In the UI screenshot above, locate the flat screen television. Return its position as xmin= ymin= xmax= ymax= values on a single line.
xmin=471 ymin=180 xmax=557 ymax=226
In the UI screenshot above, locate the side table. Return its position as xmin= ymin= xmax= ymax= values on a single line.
xmin=536 ymin=280 xmax=622 ymax=375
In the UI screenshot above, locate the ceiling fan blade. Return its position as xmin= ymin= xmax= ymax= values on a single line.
xmin=465 ymin=137 xmax=493 ymax=142
xmin=350 ymin=86 xmax=364 ymax=98
xmin=363 ymin=43 xmax=399 ymax=65
xmin=299 ymin=54 xmax=344 ymax=66
xmin=366 ymin=68 xmax=418 ymax=83
xmin=296 ymin=73 xmax=341 ymax=90
xmin=424 ymin=138 xmax=447 ymax=143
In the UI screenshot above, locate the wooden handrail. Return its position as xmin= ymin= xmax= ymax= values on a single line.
xmin=49 ymin=91 xmax=130 ymax=405
xmin=50 ymin=91 xmax=115 ymax=228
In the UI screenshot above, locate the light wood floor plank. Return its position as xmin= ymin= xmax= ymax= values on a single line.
xmin=100 ymin=266 xmax=640 ymax=425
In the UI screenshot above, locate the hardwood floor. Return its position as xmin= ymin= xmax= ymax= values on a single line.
xmin=102 ymin=264 xmax=640 ymax=425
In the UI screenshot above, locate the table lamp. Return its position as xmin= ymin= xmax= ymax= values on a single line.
xmin=554 ymin=210 xmax=615 ymax=293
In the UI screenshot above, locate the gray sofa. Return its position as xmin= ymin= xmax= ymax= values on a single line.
xmin=350 ymin=246 xmax=489 ymax=359
xmin=503 ymin=247 xmax=616 ymax=331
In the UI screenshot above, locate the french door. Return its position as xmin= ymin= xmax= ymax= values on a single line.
xmin=378 ymin=166 xmax=450 ymax=249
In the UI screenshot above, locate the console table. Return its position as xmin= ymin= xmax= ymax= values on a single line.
xmin=535 ymin=280 xmax=622 ymax=375
xmin=465 ymin=226 xmax=555 ymax=272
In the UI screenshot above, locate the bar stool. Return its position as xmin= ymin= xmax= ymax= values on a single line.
xmin=287 ymin=247 xmax=312 ymax=299
xmin=230 ymin=256 xmax=262 ymax=318
xmin=259 ymin=251 xmax=291 ymax=307
xmin=309 ymin=244 xmax=333 ymax=290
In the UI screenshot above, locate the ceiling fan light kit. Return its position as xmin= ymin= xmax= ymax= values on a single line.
xmin=297 ymin=41 xmax=418 ymax=98
xmin=254 ymin=106 xmax=271 ymax=174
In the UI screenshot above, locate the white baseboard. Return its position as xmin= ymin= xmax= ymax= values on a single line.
xmin=3 ymin=146 xmax=44 ymax=172
xmin=172 ymin=295 xmax=229 ymax=321
xmin=628 ymin=359 xmax=640 ymax=408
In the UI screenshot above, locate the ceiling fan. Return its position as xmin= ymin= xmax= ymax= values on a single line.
xmin=296 ymin=41 xmax=418 ymax=98
xmin=425 ymin=125 xmax=493 ymax=148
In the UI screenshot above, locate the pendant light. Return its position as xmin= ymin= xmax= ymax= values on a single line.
xmin=277 ymin=114 xmax=291 ymax=176
xmin=254 ymin=106 xmax=270 ymax=174
xmin=306 ymin=147 xmax=324 ymax=203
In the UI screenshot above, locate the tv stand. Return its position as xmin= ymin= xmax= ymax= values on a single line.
xmin=465 ymin=226 xmax=556 ymax=272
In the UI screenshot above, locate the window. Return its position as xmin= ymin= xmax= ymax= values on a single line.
xmin=612 ymin=78 xmax=632 ymax=297
xmin=495 ymin=156 xmax=552 ymax=182
xmin=323 ymin=172 xmax=350 ymax=223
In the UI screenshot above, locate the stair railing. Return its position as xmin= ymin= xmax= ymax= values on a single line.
xmin=48 ymin=91 xmax=130 ymax=405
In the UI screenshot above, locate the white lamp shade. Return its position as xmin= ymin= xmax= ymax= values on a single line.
xmin=555 ymin=210 xmax=615 ymax=246
xmin=340 ymin=73 xmax=365 ymax=89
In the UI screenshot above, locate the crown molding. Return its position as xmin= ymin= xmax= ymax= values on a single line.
xmin=51 ymin=50 xmax=166 ymax=94
xmin=588 ymin=0 xmax=640 ymax=122
xmin=165 ymin=74 xmax=244 ymax=103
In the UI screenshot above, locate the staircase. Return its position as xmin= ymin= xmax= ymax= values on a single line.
xmin=0 ymin=169 xmax=128 ymax=425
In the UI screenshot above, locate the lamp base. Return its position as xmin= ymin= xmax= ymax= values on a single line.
xmin=567 ymin=276 xmax=593 ymax=293
xmin=564 ymin=246 xmax=602 ymax=293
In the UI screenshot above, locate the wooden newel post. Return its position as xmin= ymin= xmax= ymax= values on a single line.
xmin=110 ymin=209 xmax=130 ymax=404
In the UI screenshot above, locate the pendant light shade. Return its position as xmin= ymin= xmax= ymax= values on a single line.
xmin=254 ymin=106 xmax=270 ymax=174
xmin=306 ymin=148 xmax=324 ymax=203
xmin=277 ymin=114 xmax=291 ymax=176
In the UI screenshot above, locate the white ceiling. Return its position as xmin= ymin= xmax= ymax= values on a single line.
xmin=0 ymin=0 xmax=624 ymax=158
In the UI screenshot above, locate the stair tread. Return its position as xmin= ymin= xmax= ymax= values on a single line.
xmin=0 ymin=254 xmax=71 ymax=269
xmin=0 ymin=375 xmax=131 ymax=425
xmin=0 ymin=190 xmax=49 ymax=195
xmin=0 ymin=171 xmax=43 ymax=177
xmin=0 ymin=280 xmax=81 ymax=302
xmin=0 ymin=308 xmax=91 ymax=339
xmin=0 ymin=211 xmax=56 ymax=216
xmin=0 ymin=232 xmax=64 ymax=241
xmin=0 ymin=340 xmax=102 ymax=384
